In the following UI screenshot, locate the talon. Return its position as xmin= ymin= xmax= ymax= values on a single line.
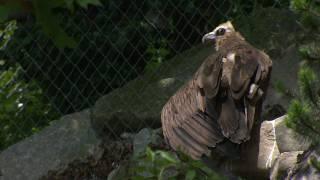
xmin=257 ymin=88 xmax=264 ymax=97
xmin=248 ymin=84 xmax=258 ymax=99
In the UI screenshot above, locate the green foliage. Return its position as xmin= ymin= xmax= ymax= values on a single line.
xmin=0 ymin=19 xmax=58 ymax=150
xmin=290 ymin=0 xmax=309 ymax=12
xmin=286 ymin=66 xmax=320 ymax=145
xmin=0 ymin=20 xmax=17 ymax=50
xmin=128 ymin=147 xmax=225 ymax=180
xmin=290 ymin=0 xmax=320 ymax=64
xmin=286 ymin=0 xmax=320 ymax=149
xmin=299 ymin=42 xmax=320 ymax=60
xmin=0 ymin=0 xmax=102 ymax=48
xmin=117 ymin=128 xmax=225 ymax=179
xmin=0 ymin=63 xmax=58 ymax=150
xmin=298 ymin=66 xmax=318 ymax=102
xmin=144 ymin=38 xmax=171 ymax=74
xmin=290 ymin=0 xmax=320 ymax=29
xmin=309 ymin=155 xmax=320 ymax=171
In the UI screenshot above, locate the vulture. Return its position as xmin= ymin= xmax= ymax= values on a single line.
xmin=161 ymin=21 xmax=272 ymax=161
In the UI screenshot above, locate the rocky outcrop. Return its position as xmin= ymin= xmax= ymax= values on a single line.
xmin=286 ymin=148 xmax=320 ymax=180
xmin=0 ymin=110 xmax=103 ymax=180
xmin=91 ymin=45 xmax=214 ymax=137
xmin=275 ymin=116 xmax=311 ymax=152
xmin=230 ymin=116 xmax=311 ymax=179
xmin=270 ymin=151 xmax=305 ymax=179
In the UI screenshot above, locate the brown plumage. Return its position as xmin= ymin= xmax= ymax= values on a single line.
xmin=161 ymin=21 xmax=272 ymax=160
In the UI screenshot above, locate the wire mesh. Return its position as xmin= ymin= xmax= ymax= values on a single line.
xmin=0 ymin=0 xmax=287 ymax=150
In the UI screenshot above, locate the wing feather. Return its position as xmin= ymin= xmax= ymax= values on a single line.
xmin=217 ymin=94 xmax=239 ymax=137
xmin=230 ymin=51 xmax=259 ymax=99
xmin=196 ymin=53 xmax=223 ymax=98
xmin=161 ymin=57 xmax=224 ymax=158
xmin=161 ymin=40 xmax=272 ymax=160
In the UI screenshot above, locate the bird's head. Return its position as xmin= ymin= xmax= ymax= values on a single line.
xmin=202 ymin=21 xmax=240 ymax=50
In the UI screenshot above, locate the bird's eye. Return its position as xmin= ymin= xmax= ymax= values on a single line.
xmin=215 ymin=28 xmax=226 ymax=36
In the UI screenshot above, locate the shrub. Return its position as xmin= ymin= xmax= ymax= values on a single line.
xmin=0 ymin=20 xmax=58 ymax=150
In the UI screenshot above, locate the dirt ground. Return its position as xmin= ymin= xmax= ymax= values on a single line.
xmin=41 ymin=140 xmax=133 ymax=180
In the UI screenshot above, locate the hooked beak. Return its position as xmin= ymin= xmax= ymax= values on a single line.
xmin=202 ymin=32 xmax=216 ymax=44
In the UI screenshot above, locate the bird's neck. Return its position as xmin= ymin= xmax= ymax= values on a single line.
xmin=218 ymin=33 xmax=248 ymax=53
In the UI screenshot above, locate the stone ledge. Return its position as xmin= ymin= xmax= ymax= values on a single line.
xmin=0 ymin=109 xmax=103 ymax=180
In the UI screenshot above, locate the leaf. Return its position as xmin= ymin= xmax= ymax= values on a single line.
xmin=157 ymin=150 xmax=178 ymax=163
xmin=185 ymin=170 xmax=196 ymax=180
xmin=309 ymin=155 xmax=320 ymax=171
xmin=146 ymin=147 xmax=155 ymax=162
xmin=290 ymin=0 xmax=309 ymax=12
xmin=0 ymin=20 xmax=17 ymax=50
xmin=286 ymin=99 xmax=310 ymax=127
xmin=299 ymin=43 xmax=320 ymax=60
xmin=158 ymin=165 xmax=178 ymax=180
xmin=298 ymin=66 xmax=318 ymax=104
xmin=0 ymin=64 xmax=58 ymax=150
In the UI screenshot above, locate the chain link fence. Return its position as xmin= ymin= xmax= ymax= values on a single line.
xmin=0 ymin=0 xmax=288 ymax=150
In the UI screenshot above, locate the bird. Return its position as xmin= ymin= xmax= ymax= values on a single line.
xmin=161 ymin=21 xmax=272 ymax=162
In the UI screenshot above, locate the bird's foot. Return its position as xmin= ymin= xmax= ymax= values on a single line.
xmin=247 ymin=83 xmax=264 ymax=103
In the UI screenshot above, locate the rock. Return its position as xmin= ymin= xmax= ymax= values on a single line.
xmin=286 ymin=148 xmax=320 ymax=180
xmin=91 ymin=45 xmax=214 ymax=137
xmin=274 ymin=116 xmax=311 ymax=153
xmin=270 ymin=151 xmax=304 ymax=180
xmin=104 ymin=116 xmax=311 ymax=180
xmin=263 ymin=44 xmax=305 ymax=112
xmin=0 ymin=110 xmax=103 ymax=180
xmin=107 ymin=128 xmax=166 ymax=180
xmin=133 ymin=128 xmax=163 ymax=157
xmin=107 ymin=163 xmax=129 ymax=180
xmin=231 ymin=118 xmax=280 ymax=179
xmin=257 ymin=120 xmax=281 ymax=170
xmin=235 ymin=7 xmax=301 ymax=51
xmin=231 ymin=115 xmax=310 ymax=179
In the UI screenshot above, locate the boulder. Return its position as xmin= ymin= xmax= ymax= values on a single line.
xmin=270 ymin=151 xmax=304 ymax=180
xmin=0 ymin=110 xmax=103 ymax=180
xmin=91 ymin=45 xmax=214 ymax=137
xmin=274 ymin=116 xmax=311 ymax=153
xmin=286 ymin=148 xmax=320 ymax=180
xmin=230 ymin=116 xmax=310 ymax=179
xmin=264 ymin=45 xmax=301 ymax=111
